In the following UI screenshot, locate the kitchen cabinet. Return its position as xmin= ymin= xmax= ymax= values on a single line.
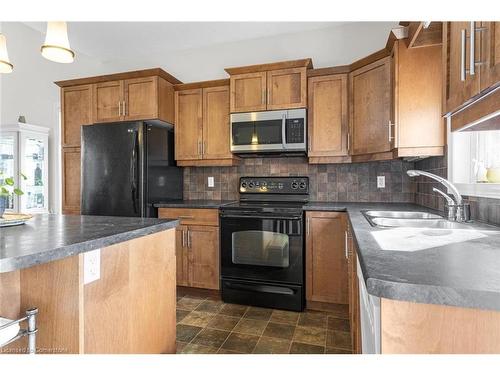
xmin=349 ymin=56 xmax=392 ymax=160
xmin=305 ymin=211 xmax=348 ymax=305
xmin=175 ymin=82 xmax=238 ymax=166
xmin=62 ymin=147 xmax=81 ymax=214
xmin=158 ymin=208 xmax=219 ymax=290
xmin=93 ymin=76 xmax=175 ymax=124
xmin=307 ymin=73 xmax=349 ymax=163
xmin=479 ymin=21 xmax=500 ymax=92
xmin=226 ymin=59 xmax=311 ymax=113
xmin=61 ymin=84 xmax=92 ymax=147
xmin=346 ymin=224 xmax=361 ymax=354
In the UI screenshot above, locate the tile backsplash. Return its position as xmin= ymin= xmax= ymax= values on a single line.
xmin=415 ymin=155 xmax=500 ymax=226
xmin=183 ymin=157 xmax=416 ymax=202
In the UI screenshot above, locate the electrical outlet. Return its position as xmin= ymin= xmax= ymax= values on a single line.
xmin=208 ymin=176 xmax=215 ymax=188
xmin=377 ymin=176 xmax=386 ymax=189
xmin=84 ymin=249 xmax=101 ymax=285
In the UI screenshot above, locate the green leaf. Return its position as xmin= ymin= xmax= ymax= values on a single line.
xmin=20 ymin=173 xmax=28 ymax=180
xmin=13 ymin=188 xmax=24 ymax=196
xmin=1 ymin=187 xmax=9 ymax=195
xmin=4 ymin=177 xmax=14 ymax=186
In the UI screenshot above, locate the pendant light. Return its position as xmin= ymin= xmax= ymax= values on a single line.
xmin=41 ymin=22 xmax=75 ymax=63
xmin=0 ymin=34 xmax=13 ymax=73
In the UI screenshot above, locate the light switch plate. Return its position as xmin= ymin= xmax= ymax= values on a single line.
xmin=208 ymin=176 xmax=215 ymax=188
xmin=377 ymin=176 xmax=386 ymax=189
xmin=84 ymin=249 xmax=101 ymax=285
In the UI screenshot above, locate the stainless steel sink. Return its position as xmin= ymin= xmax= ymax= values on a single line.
xmin=364 ymin=210 xmax=442 ymax=219
xmin=369 ymin=217 xmax=467 ymax=229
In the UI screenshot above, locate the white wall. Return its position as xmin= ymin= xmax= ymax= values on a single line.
xmin=0 ymin=22 xmax=104 ymax=213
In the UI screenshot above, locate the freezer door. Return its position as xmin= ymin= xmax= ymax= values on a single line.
xmin=81 ymin=122 xmax=144 ymax=217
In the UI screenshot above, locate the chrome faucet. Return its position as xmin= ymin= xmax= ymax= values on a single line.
xmin=406 ymin=170 xmax=470 ymax=222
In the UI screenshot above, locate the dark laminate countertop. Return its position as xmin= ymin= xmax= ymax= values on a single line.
xmin=154 ymin=200 xmax=237 ymax=209
xmin=0 ymin=214 xmax=179 ymax=273
xmin=304 ymin=202 xmax=500 ymax=311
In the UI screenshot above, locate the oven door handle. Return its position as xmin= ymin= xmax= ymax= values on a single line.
xmin=220 ymin=214 xmax=302 ymax=220
xmin=224 ymin=281 xmax=295 ymax=296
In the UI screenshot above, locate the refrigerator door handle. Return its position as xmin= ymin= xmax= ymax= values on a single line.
xmin=130 ymin=129 xmax=139 ymax=215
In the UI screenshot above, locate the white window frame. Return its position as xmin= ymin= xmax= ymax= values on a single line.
xmin=447 ymin=117 xmax=500 ymax=199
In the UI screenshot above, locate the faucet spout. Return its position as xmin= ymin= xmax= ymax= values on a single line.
xmin=406 ymin=170 xmax=463 ymax=205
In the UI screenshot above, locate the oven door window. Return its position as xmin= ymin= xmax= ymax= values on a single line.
xmin=232 ymin=120 xmax=283 ymax=145
xmin=232 ymin=230 xmax=289 ymax=267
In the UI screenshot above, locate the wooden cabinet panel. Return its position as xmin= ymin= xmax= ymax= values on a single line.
xmin=267 ymin=67 xmax=307 ymax=110
xmin=158 ymin=208 xmax=219 ymax=226
xmin=93 ymin=80 xmax=123 ymax=123
xmin=175 ymin=89 xmax=203 ymax=160
xmin=350 ymin=57 xmax=392 ymax=156
xmin=230 ymin=72 xmax=267 ymax=113
xmin=62 ymin=148 xmax=81 ymax=214
xmin=347 ymin=225 xmax=361 ymax=354
xmin=187 ymin=225 xmax=219 ymax=290
xmin=61 ymin=85 xmax=92 ymax=147
xmin=202 ymin=86 xmax=231 ymax=160
xmin=176 ymin=226 xmax=189 ymax=287
xmin=307 ymin=74 xmax=348 ymax=157
xmin=480 ymin=21 xmax=500 ymax=92
xmin=306 ymin=211 xmax=348 ymax=304
xmin=123 ymin=77 xmax=158 ymax=120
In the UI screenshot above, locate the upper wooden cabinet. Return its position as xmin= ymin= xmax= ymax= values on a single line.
xmin=305 ymin=211 xmax=348 ymax=305
xmin=175 ymin=81 xmax=238 ymax=166
xmin=307 ymin=74 xmax=349 ymax=163
xmin=226 ymin=59 xmax=311 ymax=113
xmin=350 ymin=56 xmax=393 ymax=159
xmin=61 ymin=84 xmax=92 ymax=147
xmin=444 ymin=22 xmax=500 ymax=115
xmin=93 ymin=80 xmax=123 ymax=123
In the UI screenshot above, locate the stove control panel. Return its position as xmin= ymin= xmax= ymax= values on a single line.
xmin=239 ymin=177 xmax=309 ymax=194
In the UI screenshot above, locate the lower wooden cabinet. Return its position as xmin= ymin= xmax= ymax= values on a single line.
xmin=347 ymin=223 xmax=361 ymax=354
xmin=159 ymin=208 xmax=220 ymax=290
xmin=305 ymin=211 xmax=348 ymax=305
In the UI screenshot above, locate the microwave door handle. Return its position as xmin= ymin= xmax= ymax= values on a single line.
xmin=281 ymin=113 xmax=287 ymax=149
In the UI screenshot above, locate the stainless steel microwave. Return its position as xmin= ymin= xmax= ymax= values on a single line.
xmin=230 ymin=109 xmax=307 ymax=154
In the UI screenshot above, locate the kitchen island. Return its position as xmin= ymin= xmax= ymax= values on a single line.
xmin=0 ymin=214 xmax=178 ymax=354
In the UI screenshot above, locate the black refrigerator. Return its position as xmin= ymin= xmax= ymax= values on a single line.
xmin=81 ymin=121 xmax=183 ymax=218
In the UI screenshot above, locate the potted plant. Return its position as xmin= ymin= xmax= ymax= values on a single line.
xmin=0 ymin=172 xmax=26 ymax=217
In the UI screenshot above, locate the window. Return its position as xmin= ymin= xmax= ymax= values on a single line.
xmin=449 ymin=112 xmax=500 ymax=199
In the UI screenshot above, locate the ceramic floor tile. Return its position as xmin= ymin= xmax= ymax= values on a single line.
xmin=233 ymin=318 xmax=268 ymax=336
xmin=177 ymin=296 xmax=205 ymax=311
xmin=181 ymin=343 xmax=219 ymax=354
xmin=217 ymin=348 xmax=244 ymax=354
xmin=176 ymin=324 xmax=203 ymax=343
xmin=195 ymin=300 xmax=224 ymax=314
xmin=326 ymin=330 xmax=352 ymax=350
xmin=253 ymin=336 xmax=291 ymax=354
xmin=221 ymin=332 xmax=260 ymax=354
xmin=270 ymin=310 xmax=300 ymax=325
xmin=219 ymin=303 xmax=248 ymax=317
xmin=179 ymin=311 xmax=215 ymax=328
xmin=176 ymin=341 xmax=187 ymax=353
xmin=327 ymin=317 xmax=350 ymax=332
xmin=207 ymin=314 xmax=241 ymax=331
xmin=176 ymin=309 xmax=191 ymax=323
xmin=191 ymin=328 xmax=230 ymax=349
xmin=243 ymin=306 xmax=273 ymax=321
xmin=262 ymin=322 xmax=296 ymax=340
xmin=298 ymin=311 xmax=327 ymax=329
xmin=293 ymin=326 xmax=327 ymax=346
xmin=326 ymin=347 xmax=352 ymax=354
xmin=325 ymin=305 xmax=349 ymax=319
xmin=289 ymin=342 xmax=325 ymax=354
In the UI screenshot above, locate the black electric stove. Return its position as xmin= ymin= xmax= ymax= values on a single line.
xmin=219 ymin=176 xmax=309 ymax=311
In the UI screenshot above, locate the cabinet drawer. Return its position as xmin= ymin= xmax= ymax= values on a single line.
xmin=158 ymin=208 xmax=219 ymax=226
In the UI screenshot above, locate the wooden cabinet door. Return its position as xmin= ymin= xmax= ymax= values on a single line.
xmin=307 ymin=74 xmax=348 ymax=157
xmin=175 ymin=89 xmax=202 ymax=161
xmin=123 ymin=77 xmax=158 ymax=121
xmin=202 ymin=86 xmax=231 ymax=160
xmin=230 ymin=72 xmax=267 ymax=113
xmin=267 ymin=67 xmax=307 ymax=110
xmin=350 ymin=57 xmax=392 ymax=155
xmin=445 ymin=22 xmax=482 ymax=113
xmin=176 ymin=225 xmax=189 ymax=287
xmin=306 ymin=211 xmax=348 ymax=304
xmin=347 ymin=226 xmax=361 ymax=353
xmin=187 ymin=225 xmax=219 ymax=290
xmin=480 ymin=21 xmax=500 ymax=92
xmin=62 ymin=147 xmax=81 ymax=214
xmin=93 ymin=80 xmax=123 ymax=123
xmin=61 ymin=85 xmax=92 ymax=147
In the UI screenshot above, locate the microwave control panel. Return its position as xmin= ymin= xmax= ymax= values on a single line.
xmin=285 ymin=118 xmax=305 ymax=144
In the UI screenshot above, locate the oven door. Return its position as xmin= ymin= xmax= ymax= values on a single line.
xmin=220 ymin=211 xmax=304 ymax=285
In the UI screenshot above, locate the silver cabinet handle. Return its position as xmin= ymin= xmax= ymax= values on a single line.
xmin=198 ymin=140 xmax=202 ymax=156
xmin=347 ymin=132 xmax=350 ymax=152
xmin=470 ymin=22 xmax=476 ymax=76
xmin=123 ymin=101 xmax=126 ymax=116
xmin=202 ymin=141 xmax=206 ymax=156
xmin=178 ymin=215 xmax=194 ymax=220
xmin=306 ymin=218 xmax=310 ymax=236
xmin=388 ymin=121 xmax=394 ymax=142
xmin=182 ymin=230 xmax=186 ymax=247
xmin=262 ymin=88 xmax=266 ymax=105
xmin=461 ymin=28 xmax=467 ymax=81
xmin=345 ymin=231 xmax=349 ymax=259
xmin=118 ymin=101 xmax=122 ymax=116
xmin=187 ymin=230 xmax=191 ymax=249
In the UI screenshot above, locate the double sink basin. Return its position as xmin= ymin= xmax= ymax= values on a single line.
xmin=363 ymin=210 xmax=466 ymax=229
